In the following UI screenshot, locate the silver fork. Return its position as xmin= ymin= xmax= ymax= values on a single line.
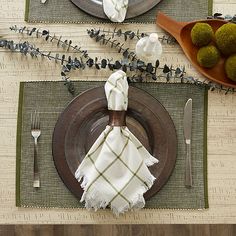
xmin=31 ymin=111 xmax=41 ymax=188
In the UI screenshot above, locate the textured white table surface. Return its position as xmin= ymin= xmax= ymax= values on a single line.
xmin=0 ymin=0 xmax=236 ymax=224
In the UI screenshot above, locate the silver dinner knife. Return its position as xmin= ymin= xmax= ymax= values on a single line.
xmin=184 ymin=98 xmax=193 ymax=187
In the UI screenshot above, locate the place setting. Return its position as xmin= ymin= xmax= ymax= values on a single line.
xmin=25 ymin=0 xmax=211 ymax=23
xmin=16 ymin=77 xmax=208 ymax=213
xmin=0 ymin=0 xmax=235 ymax=220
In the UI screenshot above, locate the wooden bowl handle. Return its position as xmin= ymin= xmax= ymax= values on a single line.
xmin=156 ymin=12 xmax=187 ymax=41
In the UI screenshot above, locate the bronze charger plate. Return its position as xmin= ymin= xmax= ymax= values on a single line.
xmin=70 ymin=0 xmax=162 ymax=20
xmin=52 ymin=86 xmax=177 ymax=200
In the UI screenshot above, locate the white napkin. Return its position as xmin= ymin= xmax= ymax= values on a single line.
xmin=75 ymin=70 xmax=158 ymax=215
xmin=103 ymin=0 xmax=129 ymax=23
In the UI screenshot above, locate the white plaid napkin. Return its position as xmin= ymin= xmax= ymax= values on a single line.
xmin=103 ymin=0 xmax=128 ymax=22
xmin=75 ymin=70 xmax=159 ymax=215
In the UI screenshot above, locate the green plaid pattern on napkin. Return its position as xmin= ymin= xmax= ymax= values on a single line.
xmin=75 ymin=71 xmax=158 ymax=214
xmin=78 ymin=127 xmax=150 ymax=203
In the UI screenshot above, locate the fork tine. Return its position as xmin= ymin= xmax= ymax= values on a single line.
xmin=37 ymin=112 xmax=40 ymax=129
xmin=31 ymin=113 xmax=33 ymax=129
xmin=31 ymin=111 xmax=40 ymax=130
xmin=34 ymin=110 xmax=37 ymax=129
xmin=38 ymin=113 xmax=40 ymax=129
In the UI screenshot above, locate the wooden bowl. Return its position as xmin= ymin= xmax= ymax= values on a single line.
xmin=157 ymin=12 xmax=236 ymax=88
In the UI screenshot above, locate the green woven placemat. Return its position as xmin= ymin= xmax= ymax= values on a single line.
xmin=25 ymin=0 xmax=213 ymax=23
xmin=16 ymin=81 xmax=208 ymax=209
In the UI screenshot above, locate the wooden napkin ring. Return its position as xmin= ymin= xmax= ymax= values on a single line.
xmin=108 ymin=110 xmax=126 ymax=127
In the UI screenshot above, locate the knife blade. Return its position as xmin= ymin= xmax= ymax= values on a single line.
xmin=184 ymin=98 xmax=193 ymax=187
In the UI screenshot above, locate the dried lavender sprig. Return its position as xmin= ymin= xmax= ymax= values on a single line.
xmin=102 ymin=28 xmax=147 ymax=40
xmin=8 ymin=26 xmax=179 ymax=82
xmin=0 ymin=39 xmax=76 ymax=94
xmin=87 ymin=29 xmax=175 ymax=62
xmin=0 ymin=38 xmax=181 ymax=82
xmin=1 ymin=38 xmax=234 ymax=94
xmin=0 ymin=38 xmax=183 ymax=94
xmin=207 ymin=13 xmax=236 ymax=23
xmin=87 ymin=29 xmax=181 ymax=79
xmin=99 ymin=28 xmax=176 ymax=44
xmin=87 ymin=29 xmax=137 ymax=60
xmin=3 ymin=25 xmax=236 ymax=95
xmin=128 ymin=74 xmax=235 ymax=94
xmin=9 ymin=25 xmax=90 ymax=59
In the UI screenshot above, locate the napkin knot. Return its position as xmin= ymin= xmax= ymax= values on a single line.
xmin=105 ymin=70 xmax=128 ymax=111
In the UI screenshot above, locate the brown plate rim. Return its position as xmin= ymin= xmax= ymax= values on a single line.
xmin=52 ymin=85 xmax=177 ymax=201
xmin=70 ymin=0 xmax=163 ymax=20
